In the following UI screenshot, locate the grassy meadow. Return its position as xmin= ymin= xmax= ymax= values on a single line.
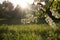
xmin=0 ymin=23 xmax=60 ymax=40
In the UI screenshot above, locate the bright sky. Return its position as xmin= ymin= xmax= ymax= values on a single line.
xmin=0 ymin=0 xmax=34 ymax=4
xmin=9 ymin=0 xmax=34 ymax=8
xmin=0 ymin=0 xmax=34 ymax=9
xmin=0 ymin=0 xmax=5 ymax=3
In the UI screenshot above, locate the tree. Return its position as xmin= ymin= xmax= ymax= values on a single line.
xmin=33 ymin=0 xmax=60 ymax=29
xmin=0 ymin=1 xmax=14 ymax=19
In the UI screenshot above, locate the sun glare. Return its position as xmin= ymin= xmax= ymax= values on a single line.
xmin=25 ymin=0 xmax=34 ymax=4
xmin=19 ymin=0 xmax=28 ymax=8
xmin=9 ymin=0 xmax=34 ymax=9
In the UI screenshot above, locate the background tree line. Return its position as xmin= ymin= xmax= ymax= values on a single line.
xmin=0 ymin=1 xmax=26 ymax=24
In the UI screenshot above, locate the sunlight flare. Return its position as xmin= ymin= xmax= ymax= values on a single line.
xmin=9 ymin=0 xmax=34 ymax=8
xmin=19 ymin=0 xmax=28 ymax=8
xmin=25 ymin=0 xmax=34 ymax=4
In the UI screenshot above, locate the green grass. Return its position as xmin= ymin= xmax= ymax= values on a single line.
xmin=0 ymin=24 xmax=60 ymax=40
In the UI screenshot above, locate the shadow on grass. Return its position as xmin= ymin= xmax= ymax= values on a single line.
xmin=0 ymin=19 xmax=21 ymax=25
xmin=0 ymin=18 xmax=60 ymax=25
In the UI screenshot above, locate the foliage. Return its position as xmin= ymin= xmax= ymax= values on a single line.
xmin=0 ymin=0 xmax=60 ymax=24
xmin=0 ymin=0 xmax=60 ymax=40
xmin=0 ymin=1 xmax=25 ymax=24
